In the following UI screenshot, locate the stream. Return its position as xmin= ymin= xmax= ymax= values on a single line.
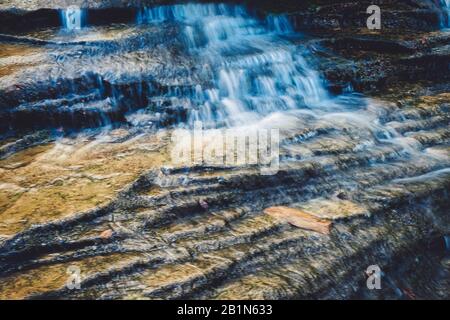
xmin=0 ymin=1 xmax=449 ymax=300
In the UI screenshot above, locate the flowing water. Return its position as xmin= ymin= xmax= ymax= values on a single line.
xmin=7 ymin=1 xmax=443 ymax=164
xmin=440 ymin=0 xmax=450 ymax=29
xmin=2 ymin=2 xmax=447 ymax=232
xmin=0 ymin=2 xmax=449 ymax=299
xmin=127 ymin=3 xmax=434 ymax=166
xmin=135 ymin=4 xmax=332 ymax=127
xmin=60 ymin=6 xmax=86 ymax=31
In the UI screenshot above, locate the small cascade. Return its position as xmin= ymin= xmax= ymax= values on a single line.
xmin=266 ymin=14 xmax=294 ymax=34
xmin=1 ymin=2 xmax=450 ymax=302
xmin=136 ymin=3 xmax=248 ymax=24
xmin=20 ymin=2 xmax=444 ymax=165
xmin=136 ymin=3 xmax=329 ymax=128
xmin=128 ymin=3 xmax=447 ymax=168
xmin=440 ymin=0 xmax=450 ymax=29
xmin=60 ymin=6 xmax=86 ymax=31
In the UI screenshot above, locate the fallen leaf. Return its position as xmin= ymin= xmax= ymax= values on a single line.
xmin=199 ymin=199 xmax=209 ymax=210
xmin=264 ymin=206 xmax=331 ymax=235
xmin=100 ymin=229 xmax=113 ymax=239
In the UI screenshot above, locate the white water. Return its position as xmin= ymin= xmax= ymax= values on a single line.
xmin=441 ymin=0 xmax=450 ymax=29
xmin=60 ymin=6 xmax=85 ymax=31
xmin=137 ymin=3 xmax=330 ymax=127
xmin=445 ymin=235 xmax=450 ymax=251
xmin=131 ymin=3 xmax=449 ymax=166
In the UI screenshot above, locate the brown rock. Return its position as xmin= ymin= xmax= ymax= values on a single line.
xmin=297 ymin=198 xmax=367 ymax=220
xmin=264 ymin=206 xmax=331 ymax=235
xmin=100 ymin=229 xmax=113 ymax=239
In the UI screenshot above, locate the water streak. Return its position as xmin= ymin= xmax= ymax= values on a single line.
xmin=440 ymin=0 xmax=450 ymax=29
xmin=60 ymin=6 xmax=86 ymax=31
xmin=137 ymin=3 xmax=329 ymax=127
xmin=48 ymin=3 xmax=445 ymax=166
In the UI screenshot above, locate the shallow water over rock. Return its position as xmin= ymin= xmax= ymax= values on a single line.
xmin=0 ymin=1 xmax=449 ymax=300
xmin=441 ymin=0 xmax=450 ymax=28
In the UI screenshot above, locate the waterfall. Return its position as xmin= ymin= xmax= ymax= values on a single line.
xmin=441 ymin=0 xmax=450 ymax=29
xmin=137 ymin=3 xmax=329 ymax=127
xmin=60 ymin=6 xmax=85 ymax=31
xmin=266 ymin=14 xmax=294 ymax=34
xmin=128 ymin=3 xmax=436 ymax=165
xmin=445 ymin=235 xmax=450 ymax=251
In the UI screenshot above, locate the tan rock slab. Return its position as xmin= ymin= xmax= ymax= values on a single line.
xmin=295 ymin=198 xmax=368 ymax=220
xmin=264 ymin=206 xmax=331 ymax=235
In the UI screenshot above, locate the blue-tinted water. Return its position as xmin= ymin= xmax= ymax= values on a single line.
xmin=135 ymin=4 xmax=335 ymax=127
xmin=43 ymin=2 xmax=445 ymax=164
xmin=440 ymin=0 xmax=450 ymax=29
xmin=60 ymin=6 xmax=86 ymax=31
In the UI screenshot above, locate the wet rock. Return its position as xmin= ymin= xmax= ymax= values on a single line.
xmin=100 ymin=229 xmax=114 ymax=239
xmin=0 ymin=130 xmax=448 ymax=298
xmin=0 ymin=0 xmax=448 ymax=300
xmin=294 ymin=198 xmax=368 ymax=220
xmin=315 ymin=30 xmax=450 ymax=93
xmin=267 ymin=0 xmax=442 ymax=32
xmin=0 ymin=1 xmax=443 ymax=34
xmin=264 ymin=206 xmax=332 ymax=235
xmin=0 ymin=130 xmax=51 ymax=159
xmin=0 ymin=1 xmax=163 ymax=33
xmin=322 ymin=37 xmax=416 ymax=54
xmin=399 ymin=45 xmax=450 ymax=81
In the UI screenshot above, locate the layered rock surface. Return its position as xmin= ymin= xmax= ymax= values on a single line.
xmin=0 ymin=0 xmax=448 ymax=300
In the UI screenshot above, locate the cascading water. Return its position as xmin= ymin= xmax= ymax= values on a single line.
xmin=135 ymin=3 xmax=331 ymax=128
xmin=28 ymin=2 xmax=441 ymax=165
xmin=440 ymin=0 xmax=450 ymax=29
xmin=2 ymin=2 xmax=450 ymax=300
xmin=131 ymin=2 xmax=430 ymax=163
xmin=60 ymin=5 xmax=85 ymax=31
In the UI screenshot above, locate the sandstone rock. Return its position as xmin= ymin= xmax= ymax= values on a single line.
xmin=264 ymin=206 xmax=332 ymax=235
xmin=0 ymin=0 xmax=448 ymax=301
xmin=295 ymin=198 xmax=368 ymax=220
xmin=100 ymin=229 xmax=113 ymax=239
